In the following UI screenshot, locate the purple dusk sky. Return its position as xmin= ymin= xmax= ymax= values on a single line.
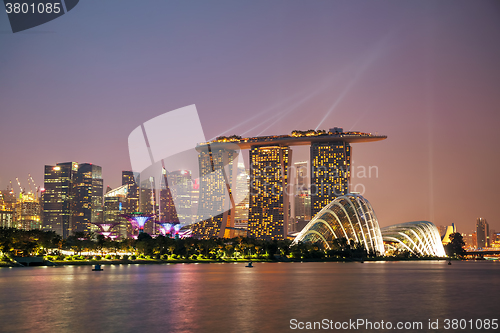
xmin=1 ymin=1 xmax=499 ymax=232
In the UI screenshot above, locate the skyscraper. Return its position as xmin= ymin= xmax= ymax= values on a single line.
xmin=122 ymin=171 xmax=140 ymax=237
xmin=42 ymin=162 xmax=77 ymax=238
xmin=192 ymin=128 xmax=386 ymax=239
xmin=476 ymin=217 xmax=489 ymax=249
xmin=291 ymin=161 xmax=311 ymax=232
xmin=310 ymin=140 xmax=351 ymax=217
xmin=234 ymin=162 xmax=250 ymax=229
xmin=103 ymin=184 xmax=128 ymax=239
xmin=247 ymin=146 xmax=291 ymax=240
xmin=73 ymin=163 xmax=103 ymax=233
xmin=163 ymin=170 xmax=192 ymax=224
xmin=140 ymin=176 xmax=157 ymax=234
xmin=192 ymin=147 xmax=237 ymax=239
xmin=43 ymin=162 xmax=103 ymax=238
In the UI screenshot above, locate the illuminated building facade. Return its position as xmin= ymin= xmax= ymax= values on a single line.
xmin=292 ymin=193 xmax=385 ymax=255
xmin=234 ymin=162 xmax=250 ymax=229
xmin=0 ymin=210 xmax=14 ymax=228
xmin=161 ymin=170 xmax=193 ymax=224
xmin=43 ymin=162 xmax=103 ymax=238
xmin=122 ymin=171 xmax=139 ymax=213
xmin=248 ymin=146 xmax=291 ymax=241
xmin=140 ymin=176 xmax=157 ymax=234
xmin=15 ymin=192 xmax=41 ymax=230
xmin=0 ymin=190 xmax=15 ymax=228
xmin=42 ymin=162 xmax=78 ymax=238
xmin=192 ymin=147 xmax=237 ymax=239
xmin=476 ymin=218 xmax=489 ymax=249
xmin=159 ymin=171 xmax=178 ymax=224
xmin=291 ymin=161 xmax=311 ymax=233
xmin=381 ymin=221 xmax=446 ymax=257
xmin=192 ymin=128 xmax=386 ymax=239
xmin=310 ymin=140 xmax=351 ymax=217
xmin=462 ymin=232 xmax=476 ymax=249
xmin=73 ymin=163 xmax=103 ymax=233
xmin=103 ymin=184 xmax=128 ymax=238
xmin=122 ymin=171 xmax=139 ymax=236
xmin=190 ymin=178 xmax=199 ymax=226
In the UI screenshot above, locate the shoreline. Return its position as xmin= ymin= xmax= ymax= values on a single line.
xmin=0 ymin=257 xmax=464 ymax=268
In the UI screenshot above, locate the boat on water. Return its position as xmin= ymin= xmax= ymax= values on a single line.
xmin=245 ymin=262 xmax=253 ymax=268
xmin=92 ymin=264 xmax=104 ymax=271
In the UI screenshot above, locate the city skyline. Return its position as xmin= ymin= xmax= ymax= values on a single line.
xmin=1 ymin=1 xmax=499 ymax=233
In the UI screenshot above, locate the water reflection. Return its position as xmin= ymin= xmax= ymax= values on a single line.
xmin=0 ymin=261 xmax=499 ymax=332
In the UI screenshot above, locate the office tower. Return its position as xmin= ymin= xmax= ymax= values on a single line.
xmin=162 ymin=170 xmax=192 ymax=224
xmin=73 ymin=163 xmax=103 ymax=233
xmin=103 ymin=185 xmax=128 ymax=239
xmin=43 ymin=162 xmax=103 ymax=238
xmin=192 ymin=128 xmax=386 ymax=238
xmin=42 ymin=162 xmax=77 ymax=238
xmin=290 ymin=161 xmax=311 ymax=233
xmin=121 ymin=171 xmax=139 ymax=236
xmin=234 ymin=162 xmax=250 ymax=229
xmin=247 ymin=146 xmax=291 ymax=240
xmin=476 ymin=218 xmax=489 ymax=249
xmin=190 ymin=178 xmax=199 ymax=225
xmin=192 ymin=147 xmax=237 ymax=239
xmin=122 ymin=171 xmax=139 ymax=212
xmin=310 ymin=141 xmax=351 ymax=217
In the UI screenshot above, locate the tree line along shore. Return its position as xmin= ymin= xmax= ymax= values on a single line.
xmin=0 ymin=227 xmax=462 ymax=267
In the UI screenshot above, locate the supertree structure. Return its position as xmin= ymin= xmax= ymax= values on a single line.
xmin=156 ymin=222 xmax=182 ymax=239
xmin=121 ymin=213 xmax=153 ymax=238
xmin=91 ymin=222 xmax=121 ymax=239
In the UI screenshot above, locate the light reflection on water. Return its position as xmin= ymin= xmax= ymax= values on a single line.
xmin=0 ymin=261 xmax=498 ymax=333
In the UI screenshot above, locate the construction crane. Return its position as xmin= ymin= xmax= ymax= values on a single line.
xmin=15 ymin=177 xmax=24 ymax=198
xmin=27 ymin=173 xmax=39 ymax=198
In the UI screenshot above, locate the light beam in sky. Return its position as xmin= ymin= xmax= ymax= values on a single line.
xmin=316 ymin=34 xmax=393 ymax=130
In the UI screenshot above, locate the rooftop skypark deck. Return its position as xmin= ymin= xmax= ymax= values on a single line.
xmin=196 ymin=128 xmax=387 ymax=150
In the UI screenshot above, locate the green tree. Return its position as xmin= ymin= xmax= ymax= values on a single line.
xmin=136 ymin=232 xmax=154 ymax=255
xmin=445 ymin=232 xmax=466 ymax=258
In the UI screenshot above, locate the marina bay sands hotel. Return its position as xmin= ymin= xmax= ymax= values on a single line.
xmin=191 ymin=128 xmax=386 ymax=240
